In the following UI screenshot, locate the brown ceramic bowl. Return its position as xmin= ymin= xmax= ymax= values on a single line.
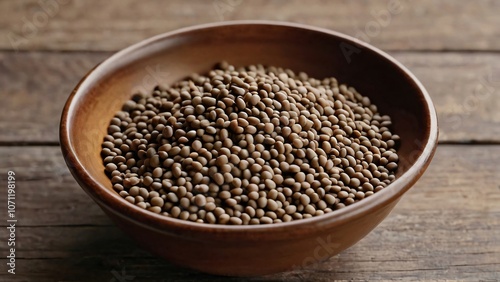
xmin=60 ymin=21 xmax=438 ymax=276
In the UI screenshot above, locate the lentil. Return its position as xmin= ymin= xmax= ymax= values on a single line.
xmin=102 ymin=62 xmax=399 ymax=224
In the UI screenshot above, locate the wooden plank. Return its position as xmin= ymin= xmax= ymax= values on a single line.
xmin=392 ymin=52 xmax=500 ymax=143
xmin=0 ymin=145 xmax=499 ymax=279
xmin=0 ymin=208 xmax=498 ymax=280
xmin=1 ymin=206 xmax=499 ymax=280
xmin=1 ymin=51 xmax=500 ymax=143
xmin=0 ymin=0 xmax=499 ymax=52
xmin=0 ymin=51 xmax=108 ymax=144
xmin=0 ymin=146 xmax=110 ymax=226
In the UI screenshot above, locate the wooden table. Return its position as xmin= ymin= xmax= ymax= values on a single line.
xmin=0 ymin=1 xmax=499 ymax=281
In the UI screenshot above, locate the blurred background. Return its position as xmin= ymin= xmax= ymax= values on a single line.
xmin=0 ymin=1 xmax=499 ymax=281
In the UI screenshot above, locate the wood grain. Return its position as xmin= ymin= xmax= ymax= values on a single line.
xmin=393 ymin=52 xmax=500 ymax=143
xmin=0 ymin=51 xmax=107 ymax=144
xmin=0 ymin=145 xmax=498 ymax=280
xmin=0 ymin=0 xmax=499 ymax=52
xmin=1 ymin=51 xmax=500 ymax=144
xmin=0 ymin=145 xmax=109 ymax=226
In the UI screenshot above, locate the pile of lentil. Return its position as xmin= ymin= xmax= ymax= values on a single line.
xmin=102 ymin=62 xmax=400 ymax=225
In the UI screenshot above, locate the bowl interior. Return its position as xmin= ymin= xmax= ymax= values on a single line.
xmin=63 ymin=22 xmax=434 ymax=219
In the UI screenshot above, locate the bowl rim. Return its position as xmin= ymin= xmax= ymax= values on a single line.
xmin=60 ymin=20 xmax=438 ymax=237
